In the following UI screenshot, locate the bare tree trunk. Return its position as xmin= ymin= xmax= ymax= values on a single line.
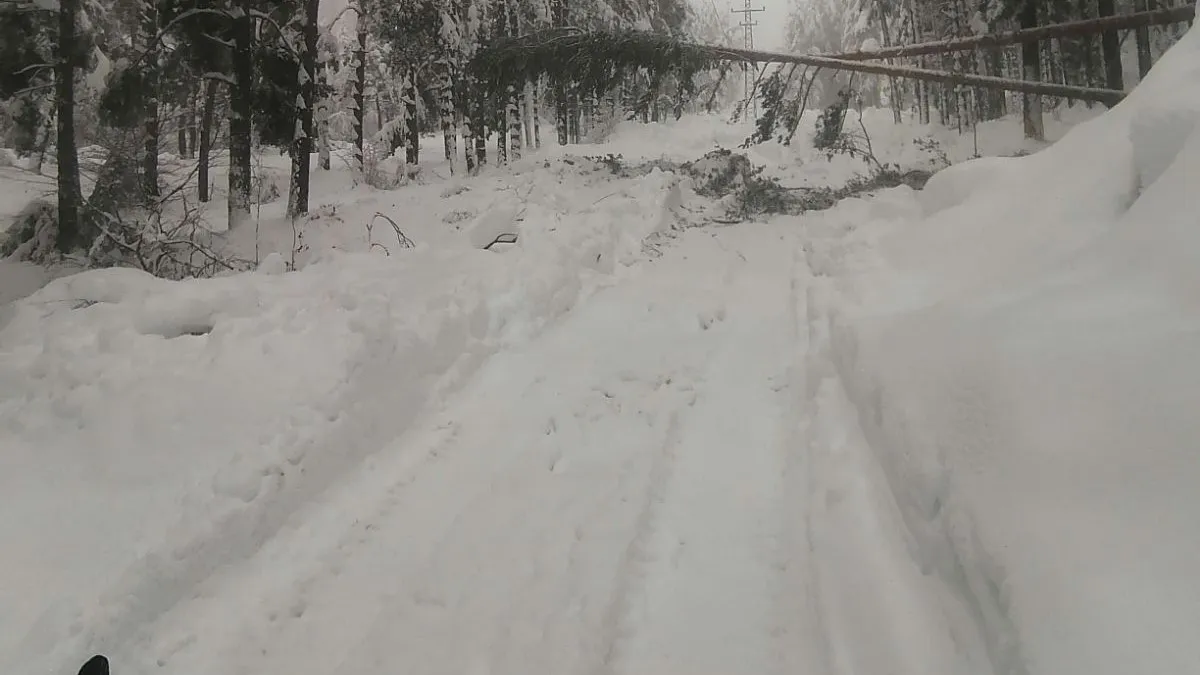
xmin=405 ymin=72 xmax=419 ymax=165
xmin=463 ymin=86 xmax=477 ymax=174
xmin=439 ymin=59 xmax=457 ymax=174
xmin=507 ymin=86 xmax=522 ymax=161
xmin=55 ymin=0 xmax=85 ymax=252
xmin=551 ymin=0 xmax=569 ymax=145
xmin=376 ymin=92 xmax=384 ymax=138
xmin=1134 ymin=0 xmax=1153 ymax=79
xmin=1020 ymin=0 xmax=1045 ymax=139
xmin=1097 ymin=0 xmax=1124 ymax=92
xmin=353 ymin=7 xmax=367 ymax=174
xmin=228 ymin=0 xmax=254 ymax=230
xmin=877 ymin=4 xmax=903 ymax=123
xmin=287 ymin=0 xmax=319 ymax=219
xmin=391 ymin=72 xmax=411 ymax=163
xmin=141 ymin=0 xmax=160 ymax=201
xmin=533 ymin=77 xmax=541 ymax=149
xmin=198 ymin=78 xmax=218 ymax=202
xmin=316 ymin=38 xmax=331 ymax=170
xmin=497 ymin=115 xmax=508 ymax=163
xmin=317 ymin=98 xmax=331 ymax=169
xmin=523 ymin=80 xmax=533 ymax=149
xmin=177 ymin=87 xmax=189 ymax=157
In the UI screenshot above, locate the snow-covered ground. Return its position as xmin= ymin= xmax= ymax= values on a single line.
xmin=4 ymin=20 xmax=1199 ymax=675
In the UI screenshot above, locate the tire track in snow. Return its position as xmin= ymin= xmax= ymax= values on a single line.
xmin=601 ymin=225 xmax=818 ymax=675
xmin=587 ymin=402 xmax=686 ymax=675
xmin=119 ymin=230 xmax=741 ymax=675
xmin=800 ymin=227 xmax=993 ymax=675
xmin=773 ymin=239 xmax=836 ymax=675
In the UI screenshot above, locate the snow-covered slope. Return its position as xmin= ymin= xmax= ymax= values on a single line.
xmin=0 ymin=162 xmax=691 ymax=675
xmin=805 ymin=15 xmax=1200 ymax=675
xmin=3 ymin=37 xmax=1189 ymax=675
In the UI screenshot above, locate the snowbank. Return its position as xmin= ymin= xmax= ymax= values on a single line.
xmin=805 ymin=14 xmax=1200 ymax=675
xmin=0 ymin=163 xmax=691 ymax=675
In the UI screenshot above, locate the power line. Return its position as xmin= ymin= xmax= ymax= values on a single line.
xmin=731 ymin=0 xmax=764 ymax=117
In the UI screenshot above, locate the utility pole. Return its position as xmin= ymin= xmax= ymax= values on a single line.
xmin=731 ymin=0 xmax=764 ymax=118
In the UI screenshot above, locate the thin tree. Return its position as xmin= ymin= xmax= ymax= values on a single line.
xmin=1097 ymin=0 xmax=1123 ymax=91
xmin=198 ymin=78 xmax=219 ymax=202
xmin=353 ymin=2 xmax=366 ymax=174
xmin=228 ymin=0 xmax=254 ymax=229
xmin=287 ymin=0 xmax=320 ymax=218
xmin=55 ymin=0 xmax=85 ymax=252
xmin=140 ymin=0 xmax=161 ymax=200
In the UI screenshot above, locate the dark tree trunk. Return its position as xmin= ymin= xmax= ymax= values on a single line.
xmin=497 ymin=116 xmax=507 ymax=163
xmin=353 ymin=8 xmax=366 ymax=173
xmin=198 ymin=78 xmax=218 ymax=202
xmin=439 ymin=60 xmax=457 ymax=171
xmin=55 ymin=0 xmax=85 ymax=252
xmin=1097 ymin=0 xmax=1124 ymax=92
xmin=551 ymin=0 xmax=570 ymax=145
xmin=141 ymin=0 xmax=160 ymax=201
xmin=287 ymin=0 xmax=319 ymax=219
xmin=1020 ymin=0 xmax=1044 ymax=139
xmin=228 ymin=0 xmax=254 ymax=229
xmin=405 ymin=79 xmax=419 ymax=165
xmin=532 ymin=77 xmax=541 ymax=149
xmin=1134 ymin=0 xmax=1153 ymax=79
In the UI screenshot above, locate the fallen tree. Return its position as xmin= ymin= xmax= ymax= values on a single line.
xmin=471 ymin=27 xmax=1129 ymax=108
xmin=829 ymin=3 xmax=1195 ymax=62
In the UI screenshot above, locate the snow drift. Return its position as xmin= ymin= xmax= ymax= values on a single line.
xmin=806 ymin=12 xmax=1200 ymax=675
xmin=0 ymin=166 xmax=690 ymax=675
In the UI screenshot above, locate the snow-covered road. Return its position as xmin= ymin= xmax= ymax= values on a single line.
xmin=100 ymin=223 xmax=857 ymax=675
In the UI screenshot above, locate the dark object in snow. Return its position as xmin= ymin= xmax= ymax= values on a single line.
xmin=484 ymin=233 xmax=519 ymax=250
xmin=79 ymin=655 xmax=109 ymax=675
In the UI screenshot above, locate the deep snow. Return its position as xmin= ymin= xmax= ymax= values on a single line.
xmin=3 ymin=20 xmax=1199 ymax=675
xmin=803 ymin=16 xmax=1200 ymax=675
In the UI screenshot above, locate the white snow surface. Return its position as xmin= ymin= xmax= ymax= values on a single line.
xmin=4 ymin=19 xmax=1200 ymax=675
xmin=804 ymin=17 xmax=1200 ymax=675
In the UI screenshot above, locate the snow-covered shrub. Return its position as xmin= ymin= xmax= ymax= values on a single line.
xmin=2 ymin=199 xmax=58 ymax=262
xmin=86 ymin=198 xmax=254 ymax=280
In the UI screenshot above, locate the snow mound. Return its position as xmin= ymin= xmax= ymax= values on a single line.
xmin=0 ymin=165 xmax=693 ymax=675
xmin=805 ymin=15 xmax=1200 ymax=675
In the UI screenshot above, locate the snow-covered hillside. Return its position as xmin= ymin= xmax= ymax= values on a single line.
xmin=4 ymin=17 xmax=1200 ymax=675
